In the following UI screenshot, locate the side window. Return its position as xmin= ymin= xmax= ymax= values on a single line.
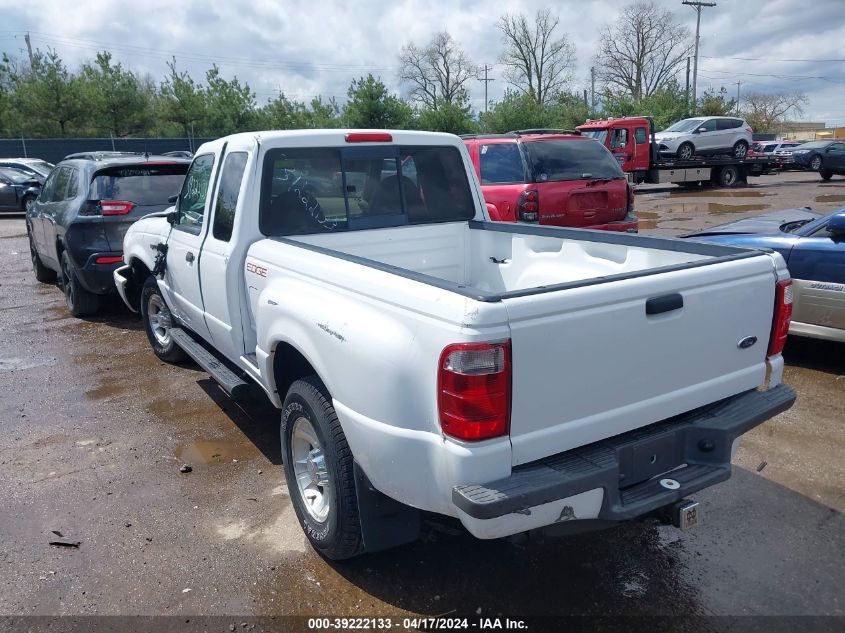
xmin=49 ymin=167 xmax=71 ymax=202
xmin=479 ymin=144 xmax=525 ymax=184
xmin=830 ymin=143 xmax=845 ymax=152
xmin=634 ymin=127 xmax=647 ymax=144
xmin=701 ymin=120 xmax=718 ymax=132
xmin=212 ymin=152 xmax=248 ymax=242
xmin=65 ymin=168 xmax=79 ymax=198
xmin=177 ymin=154 xmax=215 ymax=233
xmin=611 ymin=128 xmax=629 ymax=149
xmin=39 ymin=170 xmax=58 ymax=202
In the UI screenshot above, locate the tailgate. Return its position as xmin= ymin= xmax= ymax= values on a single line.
xmin=504 ymin=254 xmax=777 ymax=466
xmin=539 ymin=181 xmax=627 ymax=227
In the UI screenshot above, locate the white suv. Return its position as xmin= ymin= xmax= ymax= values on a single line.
xmin=655 ymin=116 xmax=753 ymax=160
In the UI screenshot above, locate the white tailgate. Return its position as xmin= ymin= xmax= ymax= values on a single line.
xmin=504 ymin=256 xmax=776 ymax=466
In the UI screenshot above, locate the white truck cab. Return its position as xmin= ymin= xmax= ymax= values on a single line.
xmin=115 ymin=129 xmax=795 ymax=559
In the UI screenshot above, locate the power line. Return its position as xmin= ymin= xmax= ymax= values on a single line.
xmin=702 ymin=55 xmax=845 ymax=63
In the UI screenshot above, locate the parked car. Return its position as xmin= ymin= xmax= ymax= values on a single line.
xmin=115 ymin=129 xmax=794 ymax=559
xmin=749 ymin=141 xmax=802 ymax=169
xmin=26 ymin=154 xmax=190 ymax=316
xmin=0 ymin=158 xmax=55 ymax=184
xmin=684 ymin=207 xmax=845 ymax=343
xmin=0 ymin=166 xmax=43 ymax=213
xmin=655 ymin=116 xmax=753 ymax=160
xmin=462 ymin=131 xmax=637 ymax=231
xmin=790 ymin=140 xmax=845 ymax=179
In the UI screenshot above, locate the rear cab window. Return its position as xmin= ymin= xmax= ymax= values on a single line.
xmin=522 ymin=139 xmax=624 ymax=182
xmin=260 ymin=145 xmax=475 ymax=236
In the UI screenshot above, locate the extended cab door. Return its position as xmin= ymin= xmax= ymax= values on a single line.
xmin=198 ymin=149 xmax=250 ymax=360
xmin=162 ymin=152 xmax=217 ymax=340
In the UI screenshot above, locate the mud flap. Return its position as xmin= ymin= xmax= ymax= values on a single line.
xmin=353 ymin=462 xmax=420 ymax=553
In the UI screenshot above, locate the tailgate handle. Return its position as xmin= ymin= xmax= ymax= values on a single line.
xmin=646 ymin=293 xmax=683 ymax=315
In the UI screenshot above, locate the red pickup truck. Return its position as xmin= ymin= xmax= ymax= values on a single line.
xmin=462 ymin=131 xmax=637 ymax=232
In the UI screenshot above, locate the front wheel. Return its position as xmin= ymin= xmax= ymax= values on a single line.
xmin=677 ymin=142 xmax=694 ymax=161
xmin=819 ymin=169 xmax=833 ymax=181
xmin=140 ymin=275 xmax=186 ymax=362
xmin=281 ymin=376 xmax=363 ymax=560
xmin=733 ymin=140 xmax=749 ymax=159
xmin=61 ymin=250 xmax=99 ymax=316
xmin=809 ymin=155 xmax=822 ymax=171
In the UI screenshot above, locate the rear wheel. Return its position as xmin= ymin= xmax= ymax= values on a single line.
xmin=820 ymin=169 xmax=833 ymax=181
xmin=677 ymin=142 xmax=694 ymax=161
xmin=733 ymin=140 xmax=749 ymax=159
xmin=140 ymin=275 xmax=186 ymax=362
xmin=27 ymin=227 xmax=55 ymax=283
xmin=809 ymin=155 xmax=822 ymax=171
xmin=281 ymin=376 xmax=363 ymax=560
xmin=716 ymin=165 xmax=740 ymax=187
xmin=61 ymin=250 xmax=99 ymax=316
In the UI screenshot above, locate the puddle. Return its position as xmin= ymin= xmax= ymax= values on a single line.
xmin=815 ymin=194 xmax=845 ymax=203
xmin=668 ymin=189 xmax=770 ymax=199
xmin=654 ymin=202 xmax=768 ymax=215
xmin=85 ymin=382 xmax=128 ymax=400
xmin=176 ymin=439 xmax=256 ymax=464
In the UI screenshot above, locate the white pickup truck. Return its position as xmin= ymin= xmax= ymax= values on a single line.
xmin=115 ymin=129 xmax=795 ymax=559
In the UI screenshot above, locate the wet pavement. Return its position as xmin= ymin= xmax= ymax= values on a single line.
xmin=0 ymin=171 xmax=843 ymax=626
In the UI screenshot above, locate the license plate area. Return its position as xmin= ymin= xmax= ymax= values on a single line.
xmin=618 ymin=432 xmax=683 ymax=489
xmin=675 ymin=500 xmax=701 ymax=530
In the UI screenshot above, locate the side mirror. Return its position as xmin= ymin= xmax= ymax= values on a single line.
xmin=828 ymin=213 xmax=845 ymax=238
xmin=696 ymin=127 xmax=707 ymax=134
xmin=166 ymin=210 xmax=179 ymax=225
xmin=168 ymin=193 xmax=179 ymax=203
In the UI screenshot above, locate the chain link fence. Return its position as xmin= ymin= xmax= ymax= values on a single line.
xmin=0 ymin=138 xmax=215 ymax=164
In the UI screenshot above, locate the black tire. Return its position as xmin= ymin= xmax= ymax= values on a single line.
xmin=21 ymin=194 xmax=37 ymax=213
xmin=819 ymin=169 xmax=833 ymax=181
xmin=60 ymin=250 xmax=99 ymax=316
xmin=281 ymin=376 xmax=363 ymax=560
xmin=27 ymin=226 xmax=56 ymax=283
xmin=717 ymin=165 xmax=740 ymax=187
xmin=677 ymin=142 xmax=694 ymax=161
xmin=809 ymin=155 xmax=822 ymax=171
xmin=733 ymin=140 xmax=749 ymax=159
xmin=140 ymin=275 xmax=186 ymax=362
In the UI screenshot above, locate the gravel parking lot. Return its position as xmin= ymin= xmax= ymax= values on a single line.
xmin=0 ymin=170 xmax=842 ymax=629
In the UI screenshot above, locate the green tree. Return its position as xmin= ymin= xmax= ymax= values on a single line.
xmin=600 ymin=79 xmax=687 ymax=130
xmin=480 ymin=90 xmax=553 ymax=133
xmin=343 ymin=74 xmax=413 ymax=128
xmin=697 ymin=86 xmax=736 ymax=117
xmin=159 ymin=58 xmax=206 ymax=138
xmin=256 ymin=92 xmax=307 ymax=129
xmin=80 ymin=51 xmax=154 ymax=136
xmin=12 ymin=48 xmax=85 ymax=136
xmin=302 ymin=97 xmax=341 ymax=128
xmin=416 ymin=99 xmax=477 ymax=134
xmin=203 ymin=64 xmax=257 ymax=135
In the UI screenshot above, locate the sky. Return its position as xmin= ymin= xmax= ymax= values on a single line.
xmin=1 ymin=0 xmax=843 ymax=125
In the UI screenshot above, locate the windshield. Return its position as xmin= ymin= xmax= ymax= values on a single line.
xmin=26 ymin=161 xmax=54 ymax=177
xmin=0 ymin=167 xmax=36 ymax=184
xmin=89 ymin=163 xmax=188 ymax=205
xmin=523 ymin=139 xmax=624 ymax=182
xmin=663 ymin=119 xmax=704 ymax=133
xmin=580 ymin=129 xmax=609 ymax=145
xmin=794 ymin=141 xmax=830 ymax=149
xmin=260 ymin=145 xmax=475 ymax=235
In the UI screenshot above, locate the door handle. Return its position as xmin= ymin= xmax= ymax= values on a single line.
xmin=185 ymin=251 xmax=195 ymax=263
xmin=646 ymin=293 xmax=683 ymax=315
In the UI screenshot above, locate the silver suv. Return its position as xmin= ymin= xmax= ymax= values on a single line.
xmin=655 ymin=116 xmax=753 ymax=160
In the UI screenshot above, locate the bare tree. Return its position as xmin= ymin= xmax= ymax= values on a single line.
xmin=741 ymin=92 xmax=808 ymax=133
xmin=399 ymin=32 xmax=476 ymax=110
xmin=594 ymin=1 xmax=692 ymax=101
xmin=498 ymin=9 xmax=576 ymax=106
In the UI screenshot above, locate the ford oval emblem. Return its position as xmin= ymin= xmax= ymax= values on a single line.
xmin=738 ymin=336 xmax=758 ymax=349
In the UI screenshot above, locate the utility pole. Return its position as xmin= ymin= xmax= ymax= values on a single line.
xmin=734 ymin=80 xmax=741 ymax=115
xmin=590 ymin=66 xmax=596 ymax=113
xmin=682 ymin=1 xmax=717 ymax=115
xmin=477 ymin=65 xmax=495 ymax=113
xmin=24 ymin=31 xmax=34 ymax=67
xmin=685 ymin=57 xmax=691 ymax=116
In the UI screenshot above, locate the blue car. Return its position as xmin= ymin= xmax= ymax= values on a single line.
xmin=684 ymin=207 xmax=845 ymax=343
xmin=789 ymin=140 xmax=845 ymax=180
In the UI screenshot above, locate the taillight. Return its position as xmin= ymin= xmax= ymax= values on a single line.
xmin=95 ymin=256 xmax=123 ymax=265
xmin=626 ymin=183 xmax=635 ymax=218
xmin=100 ymin=200 xmax=135 ymax=215
xmin=767 ymin=280 xmax=793 ymax=356
xmin=438 ymin=341 xmax=511 ymax=441
xmin=345 ymin=132 xmax=392 ymax=143
xmin=517 ymin=189 xmax=539 ymax=222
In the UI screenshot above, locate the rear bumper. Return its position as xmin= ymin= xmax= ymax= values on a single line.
xmin=77 ymin=252 xmax=124 ymax=294
xmin=453 ymin=384 xmax=795 ymax=537
xmin=585 ymin=218 xmax=638 ymax=232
